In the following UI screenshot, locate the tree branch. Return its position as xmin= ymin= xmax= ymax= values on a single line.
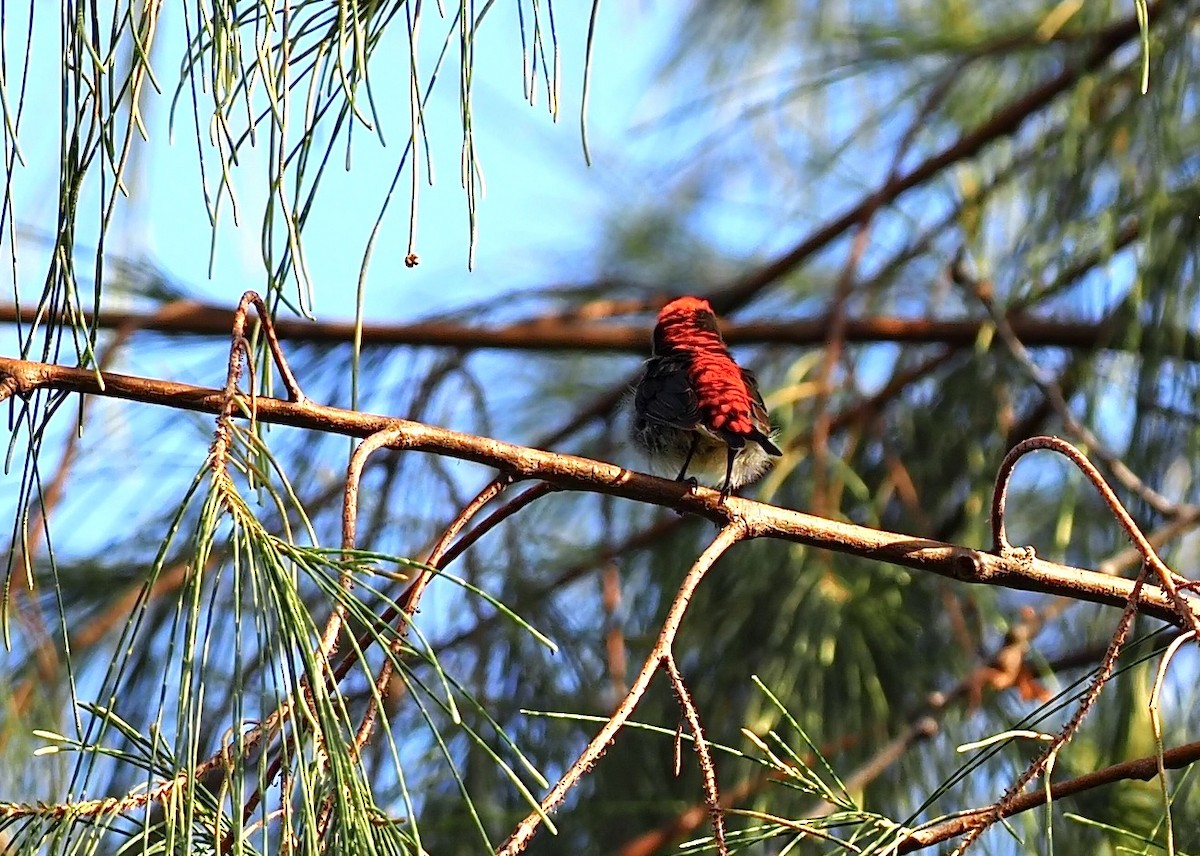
xmin=498 ymin=522 xmax=749 ymax=856
xmin=895 ymin=739 xmax=1200 ymax=853
xmin=6 ymin=301 xmax=1200 ymax=359
xmin=0 ymin=355 xmax=1194 ymax=630
xmin=709 ymin=0 xmax=1166 ymax=312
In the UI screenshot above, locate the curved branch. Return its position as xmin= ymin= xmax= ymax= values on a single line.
xmin=991 ymin=436 xmax=1199 ymax=635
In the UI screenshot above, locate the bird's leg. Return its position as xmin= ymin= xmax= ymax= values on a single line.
xmin=719 ymin=445 xmax=737 ymax=500
xmin=675 ymin=434 xmax=700 ymax=483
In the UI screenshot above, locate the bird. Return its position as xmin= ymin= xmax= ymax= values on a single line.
xmin=631 ymin=296 xmax=782 ymax=496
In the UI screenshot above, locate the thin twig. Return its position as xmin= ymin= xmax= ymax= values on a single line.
xmin=958 ymin=435 xmax=1199 ymax=853
xmin=325 ymin=479 xmax=556 ymax=835
xmin=662 ymin=653 xmax=727 ymax=855
xmin=948 ymin=568 xmax=1145 ymax=855
xmin=282 ymin=431 xmax=423 ymax=840
xmin=315 ymin=467 xmax=522 ymax=837
xmin=960 ymin=261 xmax=1188 ymax=518
xmin=1097 ymin=506 xmax=1200 ymax=576
xmin=434 ymin=481 xmax=557 ymax=569
xmin=1147 ymin=630 xmax=1194 ymax=854
xmin=330 ymin=429 xmax=414 ymax=656
xmin=893 ymin=738 xmax=1200 ymax=853
xmin=230 ymin=291 xmax=306 ymax=403
xmin=498 ymin=521 xmax=749 ymax=856
xmin=431 ymin=516 xmax=681 ymax=655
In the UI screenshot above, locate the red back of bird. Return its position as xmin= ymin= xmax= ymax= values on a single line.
xmin=652 ymin=297 xmax=769 ymax=445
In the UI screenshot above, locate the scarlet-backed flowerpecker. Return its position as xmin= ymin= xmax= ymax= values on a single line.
xmin=632 ymin=296 xmax=782 ymax=495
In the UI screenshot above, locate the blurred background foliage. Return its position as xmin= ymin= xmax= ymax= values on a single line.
xmin=3 ymin=0 xmax=1200 ymax=854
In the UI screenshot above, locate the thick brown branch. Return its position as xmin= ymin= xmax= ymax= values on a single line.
xmin=4 ymin=303 xmax=1199 ymax=359
xmin=0 ymin=355 xmax=1194 ymax=626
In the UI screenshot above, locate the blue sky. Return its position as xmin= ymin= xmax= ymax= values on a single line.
xmin=1 ymin=2 xmax=677 ymax=324
xmin=155 ymin=3 xmax=671 ymax=321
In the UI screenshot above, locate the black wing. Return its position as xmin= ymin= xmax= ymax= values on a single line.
xmin=741 ymin=368 xmax=783 ymax=456
xmin=634 ymin=355 xmax=702 ymax=430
